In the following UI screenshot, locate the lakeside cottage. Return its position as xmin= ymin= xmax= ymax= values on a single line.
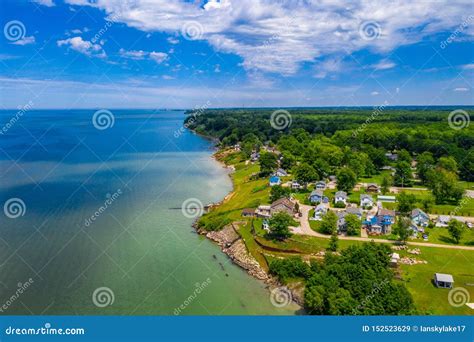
xmin=313 ymin=204 xmax=327 ymax=221
xmin=434 ymin=273 xmax=454 ymax=288
xmin=255 ymin=205 xmax=271 ymax=218
xmin=274 ymin=168 xmax=288 ymax=177
xmin=291 ymin=180 xmax=303 ymax=190
xmin=270 ymin=198 xmax=297 ymax=216
xmin=309 ymin=189 xmax=325 ymax=204
xmin=360 ymin=194 xmax=374 ymax=208
xmin=366 ymin=183 xmax=380 ymax=193
xmin=334 ymin=191 xmax=348 ymax=205
xmin=315 ymin=181 xmax=326 ymax=190
xmin=411 ymin=208 xmax=429 ymax=227
xmin=241 ymin=208 xmax=256 ymax=217
xmin=250 ymin=152 xmax=260 ymax=162
xmin=269 ymin=176 xmax=281 ymax=186
xmin=436 ymin=215 xmax=450 ymax=227
xmin=364 ymin=208 xmax=396 ymax=234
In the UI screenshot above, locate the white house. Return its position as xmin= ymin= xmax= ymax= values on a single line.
xmin=291 ymin=180 xmax=303 ymax=190
xmin=360 ymin=194 xmax=374 ymax=208
xmin=313 ymin=204 xmax=327 ymax=221
xmin=255 ymin=205 xmax=271 ymax=218
xmin=377 ymin=195 xmax=396 ymax=203
xmin=275 ymin=168 xmax=288 ymax=177
xmin=334 ymin=191 xmax=347 ymax=205
xmin=314 ymin=181 xmax=326 ymax=190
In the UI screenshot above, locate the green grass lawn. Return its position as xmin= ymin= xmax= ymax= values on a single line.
xmin=360 ymin=170 xmax=392 ymax=184
xmin=413 ymin=226 xmax=474 ymax=246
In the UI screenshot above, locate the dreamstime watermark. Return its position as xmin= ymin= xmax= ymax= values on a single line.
xmin=92 ymin=287 xmax=115 ymax=308
xmin=448 ymin=109 xmax=470 ymax=130
xmin=174 ymin=278 xmax=212 ymax=315
xmin=448 ymin=287 xmax=470 ymax=308
xmin=3 ymin=20 xmax=26 ymax=42
xmin=3 ymin=198 xmax=26 ymax=219
xmin=352 ymin=100 xmax=389 ymax=137
xmin=352 ymin=278 xmax=389 ymax=314
xmin=450 ymin=196 xmax=472 ymax=216
xmin=181 ymin=198 xmax=204 ymax=219
xmin=0 ymin=100 xmax=34 ymax=135
xmin=180 ymin=21 xmax=204 ymax=40
xmin=359 ymin=21 xmax=381 ymax=41
xmin=0 ymin=278 xmax=34 ymax=313
xmin=440 ymin=15 xmax=474 ymax=49
xmin=92 ymin=109 xmax=115 ymax=130
xmin=91 ymin=13 xmax=121 ymax=44
xmin=5 ymin=323 xmax=85 ymax=336
xmin=84 ymin=189 xmax=122 ymax=227
xmin=270 ymin=109 xmax=292 ymax=130
xmin=174 ymin=100 xmax=211 ymax=138
xmin=269 ymin=286 xmax=292 ymax=308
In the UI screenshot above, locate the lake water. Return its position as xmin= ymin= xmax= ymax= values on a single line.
xmin=0 ymin=109 xmax=296 ymax=315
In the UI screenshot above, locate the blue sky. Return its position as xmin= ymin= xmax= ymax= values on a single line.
xmin=0 ymin=0 xmax=473 ymax=109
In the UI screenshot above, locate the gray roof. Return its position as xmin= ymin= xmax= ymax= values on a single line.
xmin=434 ymin=273 xmax=454 ymax=283
xmin=346 ymin=207 xmax=362 ymax=215
xmin=310 ymin=189 xmax=324 ymax=197
xmin=412 ymin=208 xmax=428 ymax=218
xmin=360 ymin=194 xmax=373 ymax=201
xmin=335 ymin=191 xmax=347 ymax=198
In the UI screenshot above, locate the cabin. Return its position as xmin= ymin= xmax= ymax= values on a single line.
xmin=309 ymin=189 xmax=326 ymax=204
xmin=250 ymin=152 xmax=260 ymax=162
xmin=274 ymin=168 xmax=288 ymax=177
xmin=360 ymin=194 xmax=374 ymax=208
xmin=270 ymin=198 xmax=296 ymax=216
xmin=390 ymin=252 xmax=400 ymax=266
xmin=411 ymin=208 xmax=429 ymax=227
xmin=255 ymin=205 xmax=271 ymax=218
xmin=364 ymin=208 xmax=395 ymax=234
xmin=262 ymin=219 xmax=270 ymax=232
xmin=329 ymin=175 xmax=337 ymax=182
xmin=269 ymin=176 xmax=281 ymax=186
xmin=385 ymin=152 xmax=398 ymax=161
xmin=313 ymin=204 xmax=327 ymax=221
xmin=314 ymin=181 xmax=326 ymax=190
xmin=334 ymin=191 xmax=348 ymax=205
xmin=366 ymin=183 xmax=380 ymax=193
xmin=434 ymin=273 xmax=454 ymax=289
xmin=291 ymin=180 xmax=303 ymax=190
xmin=436 ymin=215 xmax=450 ymax=227
xmin=377 ymin=195 xmax=396 ymax=203
xmin=241 ymin=208 xmax=255 ymax=217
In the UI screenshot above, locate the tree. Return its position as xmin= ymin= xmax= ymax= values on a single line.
xmin=268 ymin=212 xmax=292 ymax=240
xmin=426 ymin=169 xmax=464 ymax=204
xmin=447 ymin=219 xmax=464 ymax=244
xmin=416 ymin=152 xmax=435 ymax=184
xmin=394 ymin=161 xmax=412 ymax=187
xmin=438 ymin=156 xmax=458 ymax=174
xmin=328 ymin=231 xmax=339 ymax=251
xmin=270 ymin=185 xmax=291 ymax=202
xmin=259 ymin=152 xmax=278 ymax=176
xmin=393 ymin=217 xmax=412 ymax=243
xmin=337 ymin=167 xmax=357 ymax=193
xmin=381 ymin=174 xmax=392 ymax=194
xmin=320 ymin=211 xmax=338 ymax=234
xmin=398 ymin=149 xmax=412 ymax=163
xmin=294 ymin=162 xmax=318 ymax=185
xmin=280 ymin=151 xmax=296 ymax=170
xmin=345 ymin=214 xmax=360 ymax=236
xmin=422 ymin=197 xmax=434 ymax=213
xmin=397 ymin=192 xmax=416 ymax=216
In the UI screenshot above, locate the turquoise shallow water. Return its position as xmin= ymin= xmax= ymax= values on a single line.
xmin=0 ymin=110 xmax=297 ymax=315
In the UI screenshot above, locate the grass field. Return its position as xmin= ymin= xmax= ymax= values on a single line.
xmin=201 ymin=149 xmax=474 ymax=315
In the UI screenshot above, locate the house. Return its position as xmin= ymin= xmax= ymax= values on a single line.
xmin=329 ymin=175 xmax=337 ymax=182
xmin=360 ymin=194 xmax=374 ymax=208
xmin=313 ymin=204 xmax=327 ymax=221
xmin=291 ymin=180 xmax=303 ymax=190
xmin=364 ymin=208 xmax=395 ymax=234
xmin=270 ymin=198 xmax=296 ymax=216
xmin=366 ymin=183 xmax=380 ymax=193
xmin=309 ymin=190 xmax=325 ymax=204
xmin=336 ymin=211 xmax=347 ymax=232
xmin=385 ymin=152 xmax=398 ymax=161
xmin=250 ymin=152 xmax=260 ymax=162
xmin=346 ymin=207 xmax=362 ymax=219
xmin=434 ymin=273 xmax=454 ymax=288
xmin=315 ymin=181 xmax=326 ymax=190
xmin=390 ymin=252 xmax=400 ymax=266
xmin=411 ymin=208 xmax=429 ymax=227
xmin=274 ymin=168 xmax=288 ymax=177
xmin=436 ymin=215 xmax=450 ymax=227
xmin=233 ymin=144 xmax=241 ymax=151
xmin=363 ymin=215 xmax=383 ymax=234
xmin=241 ymin=208 xmax=255 ymax=217
xmin=334 ymin=191 xmax=347 ymax=205
xmin=377 ymin=195 xmax=396 ymax=203
xmin=262 ymin=219 xmax=270 ymax=232
xmin=269 ymin=176 xmax=281 ymax=186
xmin=255 ymin=205 xmax=271 ymax=218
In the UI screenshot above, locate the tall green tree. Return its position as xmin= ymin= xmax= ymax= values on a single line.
xmin=447 ymin=219 xmax=464 ymax=244
xmin=394 ymin=161 xmax=412 ymax=187
xmin=259 ymin=152 xmax=278 ymax=176
xmin=320 ymin=211 xmax=338 ymax=234
xmin=345 ymin=214 xmax=360 ymax=236
xmin=393 ymin=217 xmax=412 ymax=243
xmin=416 ymin=152 xmax=435 ymax=184
xmin=426 ymin=169 xmax=464 ymax=204
xmin=337 ymin=167 xmax=357 ymax=193
xmin=397 ymin=192 xmax=417 ymax=216
xmin=294 ymin=163 xmax=319 ymax=185
xmin=269 ymin=185 xmax=291 ymax=202
xmin=268 ymin=212 xmax=292 ymax=240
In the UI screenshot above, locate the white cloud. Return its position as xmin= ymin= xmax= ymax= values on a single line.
xmin=31 ymin=0 xmax=55 ymax=7
xmin=162 ymin=75 xmax=175 ymax=80
xmin=167 ymin=37 xmax=179 ymax=45
xmin=371 ymin=91 xmax=380 ymax=96
xmin=149 ymin=51 xmax=168 ymax=64
xmin=57 ymin=36 xmax=106 ymax=58
xmin=453 ymin=87 xmax=469 ymax=92
xmin=11 ymin=36 xmax=35 ymax=46
xmin=214 ymin=64 xmax=221 ymax=73
xmin=462 ymin=63 xmax=474 ymax=70
xmin=119 ymin=49 xmax=147 ymax=60
xmin=372 ymin=60 xmax=396 ymax=70
xmin=63 ymin=0 xmax=474 ymax=75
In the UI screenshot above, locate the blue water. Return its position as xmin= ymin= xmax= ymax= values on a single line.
xmin=0 ymin=109 xmax=296 ymax=315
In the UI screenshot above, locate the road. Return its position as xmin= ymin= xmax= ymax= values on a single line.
xmin=294 ymin=203 xmax=474 ymax=251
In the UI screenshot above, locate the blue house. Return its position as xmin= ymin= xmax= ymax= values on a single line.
xmin=309 ymin=190 xmax=328 ymax=204
xmin=411 ymin=208 xmax=429 ymax=227
xmin=269 ymin=176 xmax=281 ymax=186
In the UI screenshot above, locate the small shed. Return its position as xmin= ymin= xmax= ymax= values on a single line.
xmin=390 ymin=252 xmax=400 ymax=266
xmin=434 ymin=273 xmax=454 ymax=288
xmin=241 ymin=208 xmax=256 ymax=217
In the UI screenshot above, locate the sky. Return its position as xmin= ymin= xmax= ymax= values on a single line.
xmin=0 ymin=0 xmax=473 ymax=109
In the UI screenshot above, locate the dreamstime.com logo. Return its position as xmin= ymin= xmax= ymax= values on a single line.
xmin=3 ymin=20 xmax=26 ymax=42
xmin=181 ymin=21 xmax=204 ymax=40
xmin=0 ymin=278 xmax=34 ymax=313
xmin=92 ymin=109 xmax=115 ymax=130
xmin=181 ymin=198 xmax=204 ymax=218
xmin=269 ymin=286 xmax=292 ymax=308
xmin=448 ymin=287 xmax=470 ymax=308
xmin=448 ymin=109 xmax=470 ymax=130
xmin=92 ymin=287 xmax=115 ymax=308
xmin=174 ymin=278 xmax=212 ymax=315
xmin=84 ymin=189 xmax=122 ymax=227
xmin=359 ymin=21 xmax=381 ymax=41
xmin=3 ymin=198 xmax=26 ymax=219
xmin=270 ymin=109 xmax=292 ymax=130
